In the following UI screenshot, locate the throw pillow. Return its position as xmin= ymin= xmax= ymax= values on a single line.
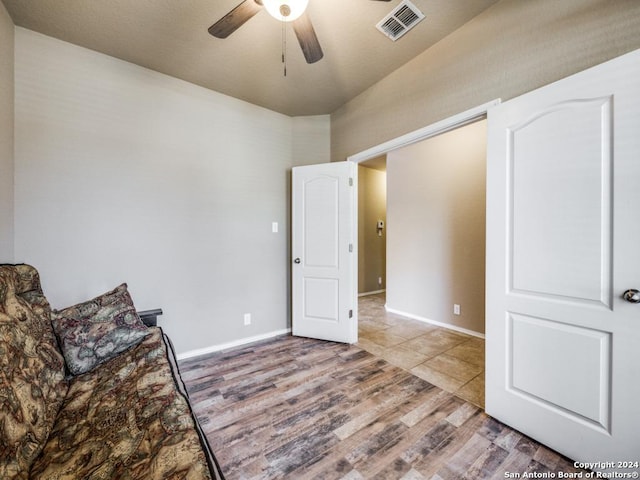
xmin=52 ymin=283 xmax=149 ymax=375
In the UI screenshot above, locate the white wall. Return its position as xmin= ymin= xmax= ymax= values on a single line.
xmin=14 ymin=28 xmax=329 ymax=355
xmin=0 ymin=3 xmax=13 ymax=262
xmin=386 ymin=120 xmax=486 ymax=335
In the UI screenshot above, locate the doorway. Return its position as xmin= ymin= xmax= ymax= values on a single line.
xmin=353 ymin=111 xmax=490 ymax=408
xmin=357 ymin=158 xmax=387 ymax=298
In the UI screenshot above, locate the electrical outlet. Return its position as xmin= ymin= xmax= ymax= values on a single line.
xmin=244 ymin=313 xmax=251 ymax=326
xmin=378 ymin=277 xmax=383 ymax=285
xmin=453 ymin=304 xmax=461 ymax=316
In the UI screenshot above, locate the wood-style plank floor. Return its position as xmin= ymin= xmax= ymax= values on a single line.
xmin=180 ymin=335 xmax=583 ymax=480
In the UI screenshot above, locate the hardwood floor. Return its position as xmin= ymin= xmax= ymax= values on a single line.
xmin=357 ymin=294 xmax=484 ymax=408
xmin=180 ymin=334 xmax=583 ymax=479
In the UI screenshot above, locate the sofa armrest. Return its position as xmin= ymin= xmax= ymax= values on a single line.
xmin=138 ymin=308 xmax=163 ymax=327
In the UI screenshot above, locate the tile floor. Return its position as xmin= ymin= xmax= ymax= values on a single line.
xmin=357 ymin=293 xmax=485 ymax=408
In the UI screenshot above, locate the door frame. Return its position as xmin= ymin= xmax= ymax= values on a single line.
xmin=347 ymin=100 xmax=500 ymax=165
xmin=346 ymin=100 xmax=500 ymax=338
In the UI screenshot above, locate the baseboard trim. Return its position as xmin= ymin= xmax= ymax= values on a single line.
xmin=385 ymin=306 xmax=485 ymax=339
xmin=176 ymin=328 xmax=292 ymax=361
xmin=358 ymin=289 xmax=386 ymax=297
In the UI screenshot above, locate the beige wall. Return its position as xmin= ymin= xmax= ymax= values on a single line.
xmin=292 ymin=115 xmax=330 ymax=167
xmin=358 ymin=165 xmax=386 ymax=294
xmin=386 ymin=120 xmax=486 ymax=335
xmin=331 ymin=0 xmax=640 ymax=162
xmin=0 ymin=3 xmax=14 ymax=262
xmin=13 ymin=28 xmax=329 ymax=356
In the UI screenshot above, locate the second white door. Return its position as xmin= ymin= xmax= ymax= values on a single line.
xmin=292 ymin=161 xmax=357 ymax=343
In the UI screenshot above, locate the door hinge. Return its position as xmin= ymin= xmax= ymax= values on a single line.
xmin=349 ymin=309 xmax=353 ymax=318
xmin=349 ymin=177 xmax=353 ymax=187
xmin=349 ymin=243 xmax=353 ymax=253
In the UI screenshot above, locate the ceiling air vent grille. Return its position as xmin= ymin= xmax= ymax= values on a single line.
xmin=376 ymin=0 xmax=425 ymax=41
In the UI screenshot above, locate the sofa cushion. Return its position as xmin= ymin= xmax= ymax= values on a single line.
xmin=30 ymin=328 xmax=214 ymax=480
xmin=0 ymin=265 xmax=68 ymax=479
xmin=51 ymin=284 xmax=150 ymax=375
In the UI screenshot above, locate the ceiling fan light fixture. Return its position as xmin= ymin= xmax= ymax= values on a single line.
xmin=263 ymin=0 xmax=309 ymax=22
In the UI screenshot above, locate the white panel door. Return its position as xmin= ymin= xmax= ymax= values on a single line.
xmin=486 ymin=48 xmax=640 ymax=468
xmin=292 ymin=161 xmax=357 ymax=343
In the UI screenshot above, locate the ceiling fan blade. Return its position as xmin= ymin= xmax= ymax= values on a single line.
xmin=208 ymin=0 xmax=263 ymax=39
xmin=292 ymin=12 xmax=323 ymax=64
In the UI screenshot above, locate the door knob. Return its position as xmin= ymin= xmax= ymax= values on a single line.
xmin=294 ymin=258 xmax=301 ymax=264
xmin=623 ymin=289 xmax=640 ymax=303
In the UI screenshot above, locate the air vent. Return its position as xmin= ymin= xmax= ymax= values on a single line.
xmin=376 ymin=0 xmax=425 ymax=41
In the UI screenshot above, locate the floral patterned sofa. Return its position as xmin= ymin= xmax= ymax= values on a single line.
xmin=0 ymin=264 xmax=224 ymax=480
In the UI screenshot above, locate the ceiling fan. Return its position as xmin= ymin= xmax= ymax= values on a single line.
xmin=208 ymin=0 xmax=392 ymax=64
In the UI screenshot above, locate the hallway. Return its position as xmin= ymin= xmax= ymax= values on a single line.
xmin=357 ymin=293 xmax=485 ymax=408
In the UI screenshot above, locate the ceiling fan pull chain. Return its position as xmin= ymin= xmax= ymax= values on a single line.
xmin=282 ymin=18 xmax=287 ymax=76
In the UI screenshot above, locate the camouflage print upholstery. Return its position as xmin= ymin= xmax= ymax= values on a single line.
xmin=0 ymin=265 xmax=68 ymax=479
xmin=0 ymin=265 xmax=222 ymax=480
xmin=29 ymin=328 xmax=214 ymax=480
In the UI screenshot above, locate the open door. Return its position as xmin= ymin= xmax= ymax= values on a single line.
xmin=486 ymin=49 xmax=640 ymax=469
xmin=292 ymin=161 xmax=357 ymax=343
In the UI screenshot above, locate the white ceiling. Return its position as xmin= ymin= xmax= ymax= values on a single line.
xmin=2 ymin=0 xmax=500 ymax=116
